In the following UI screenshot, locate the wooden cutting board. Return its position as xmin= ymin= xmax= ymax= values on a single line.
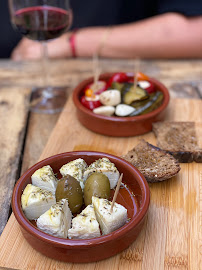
xmin=0 ymin=97 xmax=201 ymax=270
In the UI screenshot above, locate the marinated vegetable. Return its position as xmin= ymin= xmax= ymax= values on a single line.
xmin=130 ymin=91 xmax=164 ymax=116
xmin=84 ymin=80 xmax=107 ymax=95
xmin=84 ymin=172 xmax=110 ymax=206
xmin=79 ymin=72 xmax=164 ymax=117
xmin=107 ymin=72 xmax=130 ymax=86
xmin=56 ymin=174 xmax=83 ymax=213
xmin=122 ymin=84 xmax=148 ymax=105
xmin=99 ymin=90 xmax=121 ymax=106
xmin=93 ymin=105 xmax=115 ymax=116
xmin=80 ymin=95 xmax=102 ymax=110
xmin=135 ymin=72 xmax=150 ymax=81
xmin=115 ymin=104 xmax=135 ymax=116
xmin=138 ymin=80 xmax=155 ymax=94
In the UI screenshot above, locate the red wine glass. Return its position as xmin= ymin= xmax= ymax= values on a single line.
xmin=9 ymin=0 xmax=72 ymax=113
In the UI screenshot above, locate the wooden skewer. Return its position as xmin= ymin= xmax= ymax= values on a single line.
xmin=133 ymin=57 xmax=140 ymax=92
xmin=92 ymin=28 xmax=112 ymax=90
xmin=93 ymin=52 xmax=100 ymax=87
xmin=110 ymin=173 xmax=123 ymax=213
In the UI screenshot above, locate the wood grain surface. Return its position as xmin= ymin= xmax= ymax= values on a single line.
xmin=0 ymin=96 xmax=201 ymax=270
xmin=0 ymin=59 xmax=201 ymax=270
xmin=0 ymin=87 xmax=30 ymax=234
xmin=1 ymin=59 xmax=201 ymax=239
xmin=0 ymin=59 xmax=202 ymax=92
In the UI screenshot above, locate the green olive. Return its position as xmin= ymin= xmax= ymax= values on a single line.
xmin=84 ymin=172 xmax=110 ymax=206
xmin=56 ymin=174 xmax=83 ymax=213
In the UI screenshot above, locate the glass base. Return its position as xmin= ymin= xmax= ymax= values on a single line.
xmin=30 ymin=87 xmax=67 ymax=114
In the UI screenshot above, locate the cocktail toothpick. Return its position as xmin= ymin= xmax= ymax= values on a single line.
xmin=93 ymin=52 xmax=101 ymax=87
xmin=92 ymin=27 xmax=112 ymax=89
xmin=110 ymin=173 xmax=123 ymax=213
xmin=133 ymin=57 xmax=140 ymax=92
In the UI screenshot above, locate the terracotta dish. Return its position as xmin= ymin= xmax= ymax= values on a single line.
xmin=12 ymin=151 xmax=150 ymax=263
xmin=73 ymin=73 xmax=170 ymax=137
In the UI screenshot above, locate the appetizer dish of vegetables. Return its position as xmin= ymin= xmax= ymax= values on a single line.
xmin=80 ymin=72 xmax=164 ymax=117
xmin=21 ymin=158 xmax=128 ymax=239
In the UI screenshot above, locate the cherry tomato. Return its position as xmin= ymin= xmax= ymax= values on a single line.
xmin=108 ymin=72 xmax=130 ymax=86
xmin=80 ymin=96 xmax=102 ymax=110
xmin=127 ymin=79 xmax=135 ymax=83
xmin=108 ymin=72 xmax=150 ymax=87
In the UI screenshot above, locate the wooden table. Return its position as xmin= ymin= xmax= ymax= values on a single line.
xmin=0 ymin=59 xmax=201 ymax=270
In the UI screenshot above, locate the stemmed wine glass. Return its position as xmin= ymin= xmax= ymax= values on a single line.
xmin=9 ymin=0 xmax=72 ymax=113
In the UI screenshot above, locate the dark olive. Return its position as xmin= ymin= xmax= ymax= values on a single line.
xmin=56 ymin=174 xmax=83 ymax=213
xmin=84 ymin=172 xmax=110 ymax=206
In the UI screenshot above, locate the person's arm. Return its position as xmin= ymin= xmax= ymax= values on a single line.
xmin=11 ymin=12 xmax=202 ymax=60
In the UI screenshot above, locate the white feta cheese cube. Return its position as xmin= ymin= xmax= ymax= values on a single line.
xmin=37 ymin=199 xmax=72 ymax=239
xmin=21 ymin=184 xmax=56 ymax=220
xmin=83 ymin=158 xmax=120 ymax=189
xmin=68 ymin=205 xmax=100 ymax=239
xmin=60 ymin=158 xmax=87 ymax=189
xmin=92 ymin=196 xmax=127 ymax=235
xmin=31 ymin=165 xmax=58 ymax=194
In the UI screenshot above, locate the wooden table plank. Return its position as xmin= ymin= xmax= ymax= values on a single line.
xmin=0 ymin=267 xmax=18 ymax=270
xmin=0 ymin=59 xmax=201 ymax=89
xmin=20 ymin=113 xmax=60 ymax=174
xmin=197 ymin=82 xmax=202 ymax=98
xmin=20 ymin=84 xmax=73 ymax=174
xmin=0 ymin=87 xmax=30 ymax=235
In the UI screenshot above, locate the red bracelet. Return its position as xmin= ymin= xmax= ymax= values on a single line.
xmin=69 ymin=30 xmax=78 ymax=58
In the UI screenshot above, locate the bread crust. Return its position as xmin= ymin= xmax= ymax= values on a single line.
xmin=152 ymin=121 xmax=202 ymax=163
xmin=121 ymin=140 xmax=181 ymax=183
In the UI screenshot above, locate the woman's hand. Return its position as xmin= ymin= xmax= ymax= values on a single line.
xmin=11 ymin=33 xmax=71 ymax=61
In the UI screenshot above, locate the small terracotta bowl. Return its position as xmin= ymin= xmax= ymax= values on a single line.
xmin=12 ymin=151 xmax=150 ymax=263
xmin=73 ymin=72 xmax=170 ymax=137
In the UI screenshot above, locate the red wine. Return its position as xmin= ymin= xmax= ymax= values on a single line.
xmin=12 ymin=6 xmax=72 ymax=41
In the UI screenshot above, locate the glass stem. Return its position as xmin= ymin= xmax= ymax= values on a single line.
xmin=41 ymin=41 xmax=53 ymax=98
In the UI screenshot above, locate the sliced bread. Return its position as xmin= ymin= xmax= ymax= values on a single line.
xmin=121 ymin=140 xmax=180 ymax=183
xmin=152 ymin=121 xmax=202 ymax=163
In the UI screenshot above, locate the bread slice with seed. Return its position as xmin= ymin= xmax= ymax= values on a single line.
xmin=121 ymin=140 xmax=180 ymax=183
xmin=152 ymin=121 xmax=202 ymax=163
